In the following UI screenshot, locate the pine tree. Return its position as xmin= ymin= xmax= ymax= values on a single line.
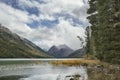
xmin=86 ymin=0 xmax=120 ymax=63
xmin=87 ymin=0 xmax=98 ymax=55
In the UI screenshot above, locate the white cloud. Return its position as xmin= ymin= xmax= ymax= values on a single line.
xmin=18 ymin=0 xmax=89 ymax=22
xmin=18 ymin=0 xmax=39 ymax=8
xmin=27 ymin=18 xmax=86 ymax=50
xmin=0 ymin=0 xmax=89 ymax=50
xmin=0 ymin=2 xmax=32 ymax=36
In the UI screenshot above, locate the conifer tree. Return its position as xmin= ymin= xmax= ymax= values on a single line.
xmin=86 ymin=0 xmax=120 ymax=63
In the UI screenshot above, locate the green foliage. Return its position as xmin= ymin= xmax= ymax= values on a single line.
xmin=86 ymin=0 xmax=120 ymax=64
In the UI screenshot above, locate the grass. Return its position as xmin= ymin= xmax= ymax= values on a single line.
xmin=49 ymin=59 xmax=100 ymax=66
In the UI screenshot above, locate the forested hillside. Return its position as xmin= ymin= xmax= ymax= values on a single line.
xmin=86 ymin=0 xmax=120 ymax=63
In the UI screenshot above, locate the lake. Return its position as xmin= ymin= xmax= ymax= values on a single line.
xmin=0 ymin=59 xmax=88 ymax=80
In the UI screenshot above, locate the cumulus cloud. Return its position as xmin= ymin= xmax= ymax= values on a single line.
xmin=18 ymin=0 xmax=89 ymax=22
xmin=0 ymin=2 xmax=32 ymax=36
xmin=27 ymin=18 xmax=86 ymax=50
xmin=0 ymin=0 xmax=89 ymax=50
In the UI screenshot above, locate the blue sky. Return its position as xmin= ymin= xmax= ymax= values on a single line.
xmin=0 ymin=0 xmax=89 ymax=50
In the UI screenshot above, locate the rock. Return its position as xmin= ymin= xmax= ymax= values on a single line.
xmin=65 ymin=74 xmax=81 ymax=80
xmin=70 ymin=78 xmax=74 ymax=80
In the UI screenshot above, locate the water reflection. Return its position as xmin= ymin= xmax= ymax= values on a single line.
xmin=0 ymin=61 xmax=87 ymax=80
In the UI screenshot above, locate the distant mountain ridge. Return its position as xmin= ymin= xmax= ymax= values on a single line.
xmin=48 ymin=44 xmax=74 ymax=58
xmin=68 ymin=48 xmax=85 ymax=58
xmin=0 ymin=24 xmax=52 ymax=58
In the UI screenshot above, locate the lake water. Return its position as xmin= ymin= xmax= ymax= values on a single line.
xmin=0 ymin=59 xmax=88 ymax=80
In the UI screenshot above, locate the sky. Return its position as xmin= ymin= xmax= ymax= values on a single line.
xmin=0 ymin=0 xmax=89 ymax=50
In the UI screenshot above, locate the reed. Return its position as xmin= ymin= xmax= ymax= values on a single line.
xmin=49 ymin=59 xmax=100 ymax=66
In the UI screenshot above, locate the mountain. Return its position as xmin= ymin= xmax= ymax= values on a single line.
xmin=0 ymin=24 xmax=52 ymax=58
xmin=68 ymin=48 xmax=85 ymax=58
xmin=47 ymin=45 xmax=59 ymax=57
xmin=48 ymin=44 xmax=74 ymax=58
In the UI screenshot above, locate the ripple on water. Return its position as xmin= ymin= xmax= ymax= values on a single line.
xmin=19 ymin=66 xmax=88 ymax=80
xmin=0 ymin=63 xmax=87 ymax=80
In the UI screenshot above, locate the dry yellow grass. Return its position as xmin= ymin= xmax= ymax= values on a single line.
xmin=49 ymin=59 xmax=100 ymax=66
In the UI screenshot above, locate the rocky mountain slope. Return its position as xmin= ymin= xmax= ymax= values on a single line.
xmin=68 ymin=48 xmax=84 ymax=58
xmin=48 ymin=44 xmax=74 ymax=58
xmin=0 ymin=24 xmax=52 ymax=58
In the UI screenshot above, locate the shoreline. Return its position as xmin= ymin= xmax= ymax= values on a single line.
xmin=0 ymin=58 xmax=84 ymax=61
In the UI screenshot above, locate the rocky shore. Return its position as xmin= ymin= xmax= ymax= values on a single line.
xmin=87 ymin=64 xmax=120 ymax=80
